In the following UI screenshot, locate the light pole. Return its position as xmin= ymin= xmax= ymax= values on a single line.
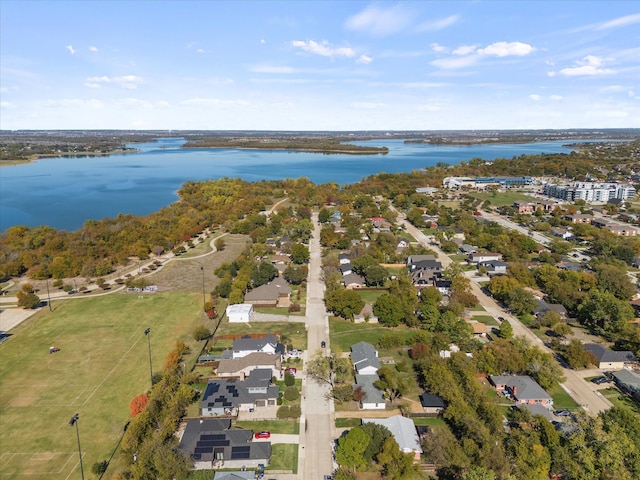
xmin=144 ymin=328 xmax=153 ymax=388
xmin=68 ymin=413 xmax=85 ymax=480
xmin=46 ymin=279 xmax=52 ymax=312
xmin=199 ymin=265 xmax=206 ymax=310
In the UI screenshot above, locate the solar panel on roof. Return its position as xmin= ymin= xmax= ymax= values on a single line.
xmin=194 ymin=446 xmax=213 ymax=454
xmin=200 ymin=434 xmax=226 ymax=441
xmin=192 ymin=453 xmax=201 ymax=460
xmin=230 ymin=445 xmax=251 ymax=460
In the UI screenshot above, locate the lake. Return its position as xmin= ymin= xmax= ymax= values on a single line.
xmin=0 ymin=138 xmax=579 ymax=232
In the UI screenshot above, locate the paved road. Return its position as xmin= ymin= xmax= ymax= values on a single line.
xmin=299 ymin=213 xmax=336 ymax=479
xmin=399 ymin=213 xmax=612 ymax=415
xmin=478 ymin=209 xmax=551 ymax=246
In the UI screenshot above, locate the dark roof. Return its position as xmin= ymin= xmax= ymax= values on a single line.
xmin=200 ymin=378 xmax=279 ymax=410
xmin=419 ymin=393 xmax=445 ymax=408
xmin=232 ymin=334 xmax=279 ymax=352
xmin=178 ymin=421 xmax=271 ymax=464
xmin=340 ymin=263 xmax=353 ymax=273
xmin=583 ymin=344 xmax=636 ymax=363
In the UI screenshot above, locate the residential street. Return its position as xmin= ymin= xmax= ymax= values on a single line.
xmin=398 ymin=213 xmax=612 ymax=415
xmin=298 ymin=213 xmax=336 ymax=479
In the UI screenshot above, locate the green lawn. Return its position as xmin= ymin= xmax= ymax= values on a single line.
xmin=357 ymin=289 xmax=388 ymax=303
xmin=254 ymin=306 xmax=306 ymax=316
xmin=267 ymin=444 xmax=298 ymax=473
xmin=600 ymin=388 xmax=640 ymax=414
xmin=213 ymin=320 xmax=308 ymax=351
xmin=549 ymin=384 xmax=580 ymax=410
xmin=411 ymin=417 xmax=447 ymax=428
xmin=0 ymin=291 xmax=205 ymax=480
xmin=335 ymin=417 xmax=361 ymax=428
xmin=234 ymin=420 xmax=299 ymax=435
xmin=329 ymin=318 xmax=419 ymax=353
xmin=466 ymin=191 xmax=535 ymax=207
xmin=471 ymin=315 xmax=499 ymax=326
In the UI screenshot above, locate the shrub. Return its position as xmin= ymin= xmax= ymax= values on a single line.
xmin=129 ymin=393 xmax=149 ymax=416
xmin=91 ymin=460 xmax=109 ymax=475
xmin=284 ymin=386 xmax=299 ymax=401
xmin=284 ymin=372 xmax=295 ymax=386
xmin=193 ymin=326 xmax=211 ymax=341
xmin=288 ymin=303 xmax=301 ymax=313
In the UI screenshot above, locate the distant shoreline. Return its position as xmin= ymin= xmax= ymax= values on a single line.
xmin=0 ymin=148 xmax=138 ymax=167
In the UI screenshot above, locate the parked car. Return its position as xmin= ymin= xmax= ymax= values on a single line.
xmin=321 ymin=341 xmax=326 ymax=348
xmin=592 ymin=376 xmax=611 ymax=385
xmin=285 ymin=367 xmax=297 ymax=375
xmin=498 ymin=316 xmax=505 ymax=322
xmin=254 ymin=431 xmax=271 ymax=439
xmin=554 ymin=410 xmax=572 ymax=417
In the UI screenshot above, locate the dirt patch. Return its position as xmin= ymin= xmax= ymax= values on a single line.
xmin=148 ymin=234 xmax=251 ymax=293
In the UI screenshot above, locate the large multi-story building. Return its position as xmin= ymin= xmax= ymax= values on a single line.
xmin=443 ymin=176 xmax=533 ymax=189
xmin=543 ymin=182 xmax=636 ymax=203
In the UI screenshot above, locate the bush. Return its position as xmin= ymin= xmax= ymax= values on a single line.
xmin=284 ymin=372 xmax=295 ymax=386
xmin=277 ymin=405 xmax=301 ymax=419
xmin=288 ymin=303 xmax=301 ymax=313
xmin=284 ymin=386 xmax=299 ymax=401
xmin=193 ymin=326 xmax=211 ymax=341
xmin=91 ymin=460 xmax=109 ymax=475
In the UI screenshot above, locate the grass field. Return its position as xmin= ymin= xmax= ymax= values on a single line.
xmin=466 ymin=191 xmax=534 ymax=207
xmin=329 ymin=318 xmax=419 ymax=353
xmin=267 ymin=444 xmax=298 ymax=473
xmin=0 ymin=292 xmax=206 ymax=480
xmin=549 ymin=384 xmax=580 ymax=410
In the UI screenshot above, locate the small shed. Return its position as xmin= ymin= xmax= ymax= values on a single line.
xmin=226 ymin=303 xmax=253 ymax=323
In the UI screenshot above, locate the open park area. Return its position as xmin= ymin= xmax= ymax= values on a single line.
xmin=0 ymin=291 xmax=207 ymax=480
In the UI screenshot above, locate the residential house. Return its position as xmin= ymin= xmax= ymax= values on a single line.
xmin=459 ymin=244 xmax=478 ymax=254
xmin=396 ymin=238 xmax=410 ymax=249
xmin=517 ymin=404 xmax=554 ymax=422
xmin=489 ymin=375 xmax=553 ymax=406
xmin=611 ymin=369 xmax=640 ymax=402
xmin=591 ymin=218 xmax=638 ymax=236
xmin=533 ymin=299 xmax=568 ymax=320
xmin=469 ymin=252 xmax=503 ymax=264
xmin=338 ymin=253 xmax=351 ymax=265
xmin=479 ymin=260 xmax=508 ymax=275
xmin=265 ymin=238 xmax=277 ymax=247
xmin=339 ymin=263 xmax=353 ymax=276
xmin=583 ymin=343 xmax=637 ymax=370
xmin=213 ymin=472 xmax=256 ymax=480
xmin=550 ymin=227 xmax=573 ymax=239
xmin=350 ymin=341 xmax=381 ymax=375
xmin=372 ymin=217 xmax=392 ymax=231
xmin=354 ymin=374 xmax=386 ymax=410
xmin=342 ymin=272 xmax=365 ymax=289
xmin=354 ymin=304 xmax=378 ymax=324
xmin=434 ymin=279 xmax=452 ymax=296
xmin=178 ymin=418 xmax=271 ymax=470
xmin=419 ymin=393 xmax=445 ymax=414
xmin=200 ymin=369 xmax=280 ymax=416
xmin=362 ymin=416 xmax=423 ymax=461
xmin=514 ymin=201 xmax=536 ymax=214
xmin=231 ymin=334 xmax=283 ymax=359
xmin=244 ymin=280 xmax=291 ymax=308
xmin=407 ymin=255 xmax=442 ymax=272
xmin=415 ymin=187 xmax=438 ymax=195
xmin=467 ymin=321 xmax=488 ymax=338
xmin=226 ymin=304 xmax=254 ymax=323
xmin=216 ymin=352 xmax=282 ymax=380
xmin=439 ymin=344 xmax=460 ymax=359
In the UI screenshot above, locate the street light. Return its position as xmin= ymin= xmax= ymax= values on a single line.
xmin=144 ymin=328 xmax=153 ymax=388
xmin=68 ymin=413 xmax=85 ymax=480
xmin=199 ymin=265 xmax=206 ymax=310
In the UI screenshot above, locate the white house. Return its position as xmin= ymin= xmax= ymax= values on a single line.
xmin=226 ymin=303 xmax=253 ymax=323
xmin=354 ymin=374 xmax=386 ymax=410
xmin=362 ymin=416 xmax=423 ymax=461
xmin=350 ymin=341 xmax=380 ymax=375
xmin=469 ymin=252 xmax=503 ymax=264
xmin=231 ymin=334 xmax=282 ymax=359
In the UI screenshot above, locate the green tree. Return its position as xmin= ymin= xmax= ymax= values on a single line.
xmin=318 ymin=207 xmax=332 ymax=223
xmin=497 ymin=320 xmax=513 ymax=339
xmin=16 ymin=284 xmax=40 ymax=309
xmin=563 ymin=339 xmax=591 ymax=369
xmin=290 ymin=243 xmax=310 ymax=264
xmin=373 ymin=293 xmax=405 ymax=326
xmin=325 ymin=288 xmax=365 ymax=320
xmin=577 ymin=288 xmax=634 ymax=335
xmin=364 ymin=265 xmax=388 ymax=287
xmin=336 ymin=427 xmax=370 ymax=472
xmin=192 ymin=326 xmax=211 ymax=341
xmin=283 ymin=264 xmax=308 ymax=284
xmin=506 ymin=288 xmax=537 ymax=315
xmin=214 ymin=237 xmax=225 ymax=251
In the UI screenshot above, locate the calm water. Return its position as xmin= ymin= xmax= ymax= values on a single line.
xmin=0 ymin=138 xmax=578 ymax=232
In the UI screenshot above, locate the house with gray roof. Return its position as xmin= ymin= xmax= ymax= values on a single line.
xmin=354 ymin=374 xmax=386 ymax=410
xmin=342 ymin=272 xmax=365 ymax=289
xmin=213 ymin=472 xmax=255 ymax=480
xmin=489 ymin=375 xmax=553 ymax=406
xmin=350 ymin=341 xmax=380 ymax=375
xmin=419 ymin=393 xmax=445 ymax=414
xmin=611 ymin=369 xmax=640 ymax=402
xmin=231 ymin=334 xmax=283 ymax=359
xmin=517 ymin=403 xmax=554 ymax=422
xmin=178 ymin=418 xmax=271 ymax=470
xmin=216 ymin=353 xmax=281 ymax=380
xmin=583 ymin=343 xmax=636 ymax=370
xmin=533 ymin=299 xmax=568 ymax=319
xmin=200 ymin=369 xmax=279 ymax=416
xmin=362 ymin=415 xmax=423 ymax=460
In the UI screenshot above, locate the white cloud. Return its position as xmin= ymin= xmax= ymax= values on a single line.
xmin=1 ymin=101 xmax=15 ymax=109
xmin=553 ymin=55 xmax=614 ymax=77
xmin=89 ymin=46 xmax=98 ymax=52
xmin=180 ymin=98 xmax=250 ymax=107
xmin=476 ymin=41 xmax=535 ymax=57
xmin=596 ymin=13 xmax=640 ymax=30
xmin=550 ymin=95 xmax=563 ymax=101
xmin=344 ymin=4 xmax=413 ymax=36
xmin=417 ymin=15 xmax=460 ymax=32
xmin=431 ymin=55 xmax=479 ymax=69
xmin=416 ymin=104 xmax=440 ymax=112
xmin=46 ymin=98 xmax=104 ymax=108
xmin=291 ymin=40 xmax=355 ymax=58
xmin=529 ymin=94 xmax=542 ymax=101
xmin=430 ymin=43 xmax=447 ymax=53
xmin=197 ymin=48 xmax=205 ymax=54
xmin=453 ymin=45 xmax=477 ymax=56
xmin=84 ymin=75 xmax=143 ymax=89
xmin=260 ymin=39 xmax=266 ymax=44
xmin=66 ymin=45 xmax=76 ymax=55
xmin=356 ymin=55 xmax=373 ymax=65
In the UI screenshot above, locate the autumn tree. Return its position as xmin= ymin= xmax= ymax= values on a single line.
xmin=130 ymin=393 xmax=149 ymax=416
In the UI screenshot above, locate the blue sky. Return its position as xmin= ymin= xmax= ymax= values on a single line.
xmin=1 ymin=0 xmax=638 ymax=130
